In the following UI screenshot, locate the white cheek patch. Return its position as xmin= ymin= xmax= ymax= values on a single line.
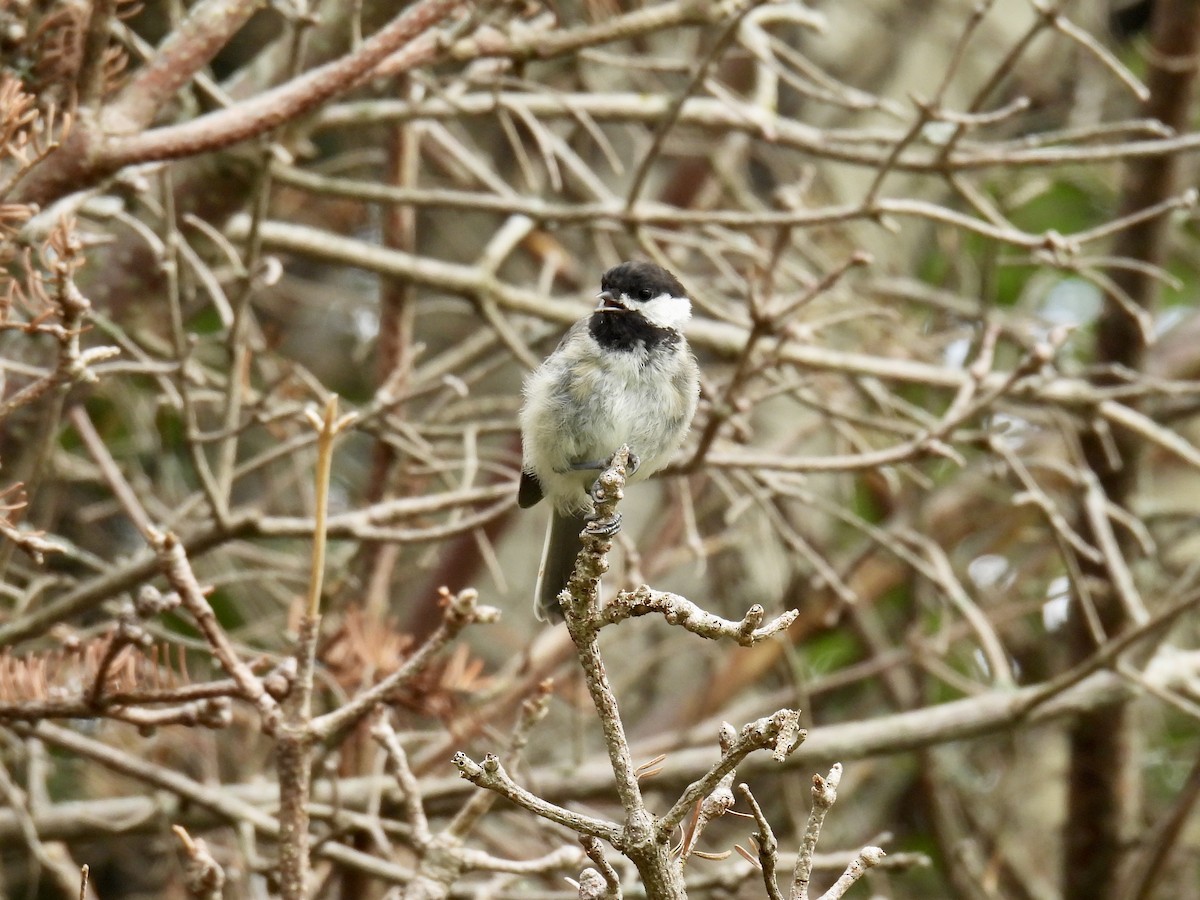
xmin=640 ymin=292 xmax=692 ymax=330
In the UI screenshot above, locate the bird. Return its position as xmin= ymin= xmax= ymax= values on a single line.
xmin=518 ymin=261 xmax=700 ymax=621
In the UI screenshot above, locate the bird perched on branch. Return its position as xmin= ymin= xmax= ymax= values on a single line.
xmin=518 ymin=261 xmax=700 ymax=621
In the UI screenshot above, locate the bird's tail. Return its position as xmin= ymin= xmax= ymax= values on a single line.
xmin=534 ymin=510 xmax=587 ymax=622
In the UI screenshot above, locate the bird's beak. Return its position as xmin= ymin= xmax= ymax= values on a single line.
xmin=595 ymin=290 xmax=626 ymax=312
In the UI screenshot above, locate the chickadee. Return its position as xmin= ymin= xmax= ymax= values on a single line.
xmin=518 ymin=261 xmax=700 ymax=622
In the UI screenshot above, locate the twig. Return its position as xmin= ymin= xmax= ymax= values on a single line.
xmin=816 ymin=846 xmax=886 ymax=900
xmin=277 ymin=395 xmax=354 ymax=899
xmin=792 ymin=764 xmax=842 ymax=900
xmin=451 ymin=752 xmax=623 ymax=844
xmin=601 ymin=587 xmax=798 ymax=644
xmin=658 ymin=711 xmax=804 ymax=839
xmin=155 ymin=531 xmax=282 ymax=728
xmin=581 ymin=836 xmax=623 ymax=899
xmin=172 ymin=825 xmax=226 ymax=900
xmin=679 ymin=723 xmax=740 ymax=862
xmin=739 ymin=784 xmax=784 ymax=900
xmin=68 ymin=406 xmax=156 ymax=540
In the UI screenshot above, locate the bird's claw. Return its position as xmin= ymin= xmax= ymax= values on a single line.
xmin=585 ymin=511 xmax=622 ymax=538
xmin=625 ymin=450 xmax=640 ymax=477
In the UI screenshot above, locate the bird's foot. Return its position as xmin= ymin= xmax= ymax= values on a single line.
xmin=570 ymin=449 xmax=640 ymax=477
xmin=569 ymin=458 xmax=609 ymax=473
xmin=585 ymin=511 xmax=622 ymax=538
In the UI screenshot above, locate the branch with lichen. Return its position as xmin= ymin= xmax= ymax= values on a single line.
xmin=792 ymin=764 xmax=886 ymax=900
xmin=601 ymin=587 xmax=798 ymax=643
xmin=661 ymin=710 xmax=805 ymax=840
xmin=453 ymin=450 xmax=819 ymax=896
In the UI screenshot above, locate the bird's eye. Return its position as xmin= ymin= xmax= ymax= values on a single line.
xmin=638 ymin=288 xmax=653 ymax=301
